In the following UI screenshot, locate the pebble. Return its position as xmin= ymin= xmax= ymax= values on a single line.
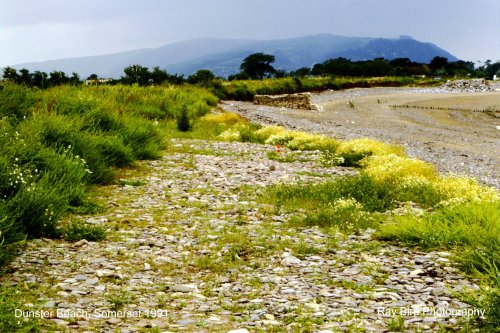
xmin=170 ymin=284 xmax=198 ymax=293
xmin=281 ymin=255 xmax=302 ymax=266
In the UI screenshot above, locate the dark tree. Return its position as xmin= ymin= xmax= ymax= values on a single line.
xmin=429 ymin=56 xmax=448 ymax=73
xmin=122 ymin=64 xmax=151 ymax=86
xmin=18 ymin=69 xmax=33 ymax=86
xmin=32 ymin=71 xmax=48 ymax=88
xmin=87 ymin=74 xmax=99 ymax=80
xmin=291 ymin=67 xmax=311 ymax=78
xmin=228 ymin=72 xmax=250 ymax=81
xmin=150 ymin=66 xmax=168 ymax=84
xmin=240 ymin=53 xmax=276 ymax=79
xmin=165 ymin=73 xmax=185 ymax=85
xmin=49 ymin=71 xmax=69 ymax=86
xmin=69 ymin=72 xmax=81 ymax=85
xmin=187 ymin=69 xmax=215 ymax=85
xmin=2 ymin=67 xmax=19 ymax=82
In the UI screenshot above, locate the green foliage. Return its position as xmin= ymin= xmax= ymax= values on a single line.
xmin=0 ymin=83 xmax=38 ymax=123
xmin=379 ymin=201 xmax=500 ymax=329
xmin=0 ymin=83 xmax=217 ymax=267
xmin=0 ymin=285 xmax=40 ymax=332
xmin=219 ymin=76 xmax=431 ymax=101
xmin=59 ymin=220 xmax=107 ymax=241
xmin=118 ymin=179 xmax=145 ymax=186
xmin=176 ymin=106 xmax=191 ymax=132
xmin=239 ymin=52 xmax=276 ymax=79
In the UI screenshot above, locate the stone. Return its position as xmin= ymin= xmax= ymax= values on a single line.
xmin=74 ymin=239 xmax=89 ymax=247
xmin=107 ymin=317 xmax=121 ymax=325
xmin=177 ymin=319 xmax=196 ymax=326
xmin=227 ymin=329 xmax=249 ymax=333
xmin=85 ymin=277 xmax=99 ymax=285
xmin=170 ymin=284 xmax=197 ymax=293
xmin=95 ymin=285 xmax=106 ymax=292
xmin=281 ymin=255 xmax=301 ymax=266
xmin=43 ymin=300 xmax=56 ymax=308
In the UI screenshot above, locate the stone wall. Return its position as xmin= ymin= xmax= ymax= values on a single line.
xmin=441 ymin=79 xmax=492 ymax=93
xmin=254 ymin=93 xmax=315 ymax=110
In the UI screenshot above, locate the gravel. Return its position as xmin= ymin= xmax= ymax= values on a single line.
xmin=221 ymin=86 xmax=500 ymax=188
xmin=1 ymin=140 xmax=483 ymax=332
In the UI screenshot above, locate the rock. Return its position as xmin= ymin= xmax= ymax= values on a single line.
xmin=85 ymin=277 xmax=99 ymax=285
xmin=410 ymin=269 xmax=424 ymax=276
xmin=43 ymin=300 xmax=56 ymax=308
xmin=74 ymin=274 xmax=87 ymax=281
xmin=95 ymin=285 xmax=106 ymax=292
xmin=170 ymin=284 xmax=197 ymax=293
xmin=107 ymin=317 xmax=121 ymax=325
xmin=74 ymin=239 xmax=89 ymax=247
xmin=227 ymin=329 xmax=249 ymax=333
xmin=177 ymin=319 xmax=196 ymax=326
xmin=281 ymin=255 xmax=301 ymax=266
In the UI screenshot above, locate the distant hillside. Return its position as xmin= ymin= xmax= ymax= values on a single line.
xmin=9 ymin=34 xmax=458 ymax=78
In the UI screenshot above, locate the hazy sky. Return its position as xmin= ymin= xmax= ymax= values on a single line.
xmin=1 ymin=0 xmax=499 ymax=66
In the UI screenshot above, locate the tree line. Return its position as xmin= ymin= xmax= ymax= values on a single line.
xmin=2 ymin=53 xmax=500 ymax=89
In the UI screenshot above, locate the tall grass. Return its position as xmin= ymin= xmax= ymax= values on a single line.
xmin=0 ymin=83 xmax=217 ymax=266
xmin=215 ymin=76 xmax=435 ymax=101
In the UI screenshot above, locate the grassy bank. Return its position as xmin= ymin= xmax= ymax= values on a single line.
xmin=0 ymin=83 xmax=217 ymax=266
xmin=211 ymin=76 xmax=440 ymax=101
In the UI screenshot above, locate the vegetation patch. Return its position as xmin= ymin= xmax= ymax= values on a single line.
xmin=252 ymin=124 xmax=499 ymax=329
xmin=0 ymin=83 xmax=217 ymax=266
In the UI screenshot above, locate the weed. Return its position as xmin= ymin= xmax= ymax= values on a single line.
xmin=387 ymin=315 xmax=405 ymax=331
xmin=106 ymin=291 xmax=133 ymax=310
xmin=58 ymin=220 xmax=107 ymax=241
xmin=0 ymin=285 xmax=41 ymax=332
xmin=176 ymin=106 xmax=191 ymax=132
xmin=118 ymin=179 xmax=145 ymax=187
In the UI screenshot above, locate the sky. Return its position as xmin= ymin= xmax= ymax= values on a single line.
xmin=1 ymin=0 xmax=499 ymax=66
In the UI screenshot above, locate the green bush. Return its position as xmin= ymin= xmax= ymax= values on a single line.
xmin=0 ymin=83 xmax=218 ymax=268
xmin=121 ymin=117 xmax=164 ymax=159
xmin=0 ymin=285 xmax=41 ymax=332
xmin=266 ymin=173 xmax=398 ymax=214
xmin=59 ymin=220 xmax=107 ymax=241
xmin=0 ymin=83 xmax=38 ymax=123
xmin=176 ymin=106 xmax=191 ymax=132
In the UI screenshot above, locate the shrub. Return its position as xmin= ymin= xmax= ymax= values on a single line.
xmin=360 ymin=154 xmax=437 ymax=183
xmin=176 ymin=106 xmax=191 ymax=132
xmin=120 ymin=117 xmax=164 ymax=159
xmin=337 ymin=138 xmax=404 ymax=157
xmin=0 ymin=83 xmax=38 ymax=123
xmin=83 ymin=107 xmax=121 ymax=132
xmin=201 ymin=112 xmax=245 ymax=125
xmin=59 ymin=220 xmax=107 ymax=241
xmin=378 ymin=201 xmax=499 ymax=249
xmin=298 ymin=198 xmax=378 ymax=232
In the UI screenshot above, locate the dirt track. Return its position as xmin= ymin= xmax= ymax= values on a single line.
xmin=221 ymin=87 xmax=500 ymax=188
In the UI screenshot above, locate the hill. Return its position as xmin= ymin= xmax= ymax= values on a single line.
xmin=9 ymin=34 xmax=458 ymax=78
